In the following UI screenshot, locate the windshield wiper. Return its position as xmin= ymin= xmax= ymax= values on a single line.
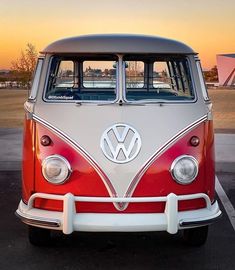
xmin=75 ymin=100 xmax=166 ymax=106
xmin=75 ymin=101 xmax=116 ymax=106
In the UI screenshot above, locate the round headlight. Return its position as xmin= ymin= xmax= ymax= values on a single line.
xmin=42 ymin=155 xmax=72 ymax=184
xmin=170 ymin=155 xmax=198 ymax=185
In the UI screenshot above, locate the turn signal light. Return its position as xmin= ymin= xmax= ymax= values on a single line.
xmin=40 ymin=135 xmax=52 ymax=146
xmin=190 ymin=136 xmax=200 ymax=147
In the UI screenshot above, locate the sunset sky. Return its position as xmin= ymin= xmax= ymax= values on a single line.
xmin=0 ymin=0 xmax=235 ymax=70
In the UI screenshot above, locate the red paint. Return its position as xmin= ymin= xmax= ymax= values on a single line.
xmin=22 ymin=117 xmax=35 ymax=202
xmin=33 ymin=123 xmax=110 ymax=196
xmin=204 ymin=120 xmax=215 ymax=199
xmin=133 ymin=120 xmax=215 ymax=211
xmin=23 ymin=120 xmax=215 ymax=213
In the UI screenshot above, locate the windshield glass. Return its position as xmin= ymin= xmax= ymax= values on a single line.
xmin=124 ymin=55 xmax=195 ymax=101
xmin=44 ymin=55 xmax=118 ymax=102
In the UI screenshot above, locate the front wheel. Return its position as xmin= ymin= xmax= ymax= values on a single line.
xmin=28 ymin=226 xmax=52 ymax=246
xmin=183 ymin=225 xmax=209 ymax=246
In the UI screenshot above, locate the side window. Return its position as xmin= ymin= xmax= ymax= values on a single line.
xmin=29 ymin=58 xmax=43 ymax=100
xmin=196 ymin=61 xmax=210 ymax=101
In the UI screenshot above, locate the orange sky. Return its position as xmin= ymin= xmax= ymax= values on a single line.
xmin=0 ymin=0 xmax=235 ymax=70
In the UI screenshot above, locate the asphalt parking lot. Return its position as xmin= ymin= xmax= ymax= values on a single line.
xmin=0 ymin=129 xmax=235 ymax=270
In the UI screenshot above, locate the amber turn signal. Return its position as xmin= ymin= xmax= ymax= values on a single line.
xmin=40 ymin=135 xmax=52 ymax=146
xmin=190 ymin=136 xmax=200 ymax=147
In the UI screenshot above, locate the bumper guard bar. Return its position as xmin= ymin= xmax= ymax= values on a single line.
xmin=16 ymin=192 xmax=222 ymax=234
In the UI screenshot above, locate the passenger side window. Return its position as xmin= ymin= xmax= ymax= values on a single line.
xmin=196 ymin=60 xmax=210 ymax=101
xmin=29 ymin=58 xmax=43 ymax=100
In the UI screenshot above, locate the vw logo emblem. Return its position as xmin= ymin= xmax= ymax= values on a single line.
xmin=100 ymin=124 xmax=141 ymax=164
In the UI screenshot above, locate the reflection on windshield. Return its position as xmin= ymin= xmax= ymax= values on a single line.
xmin=44 ymin=55 xmax=195 ymax=102
xmin=125 ymin=57 xmax=194 ymax=101
xmin=45 ymin=57 xmax=117 ymax=101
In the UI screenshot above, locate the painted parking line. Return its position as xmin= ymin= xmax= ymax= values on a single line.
xmin=215 ymin=176 xmax=235 ymax=231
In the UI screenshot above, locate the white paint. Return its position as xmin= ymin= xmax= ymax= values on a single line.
xmin=216 ymin=176 xmax=235 ymax=231
xmin=17 ymin=192 xmax=221 ymax=234
xmin=165 ymin=193 xmax=178 ymax=234
xmin=62 ymin=193 xmax=76 ymax=234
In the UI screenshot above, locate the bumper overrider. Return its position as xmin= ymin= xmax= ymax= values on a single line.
xmin=16 ymin=192 xmax=222 ymax=235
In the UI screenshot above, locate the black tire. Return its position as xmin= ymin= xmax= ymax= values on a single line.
xmin=183 ymin=225 xmax=209 ymax=246
xmin=28 ymin=226 xmax=52 ymax=246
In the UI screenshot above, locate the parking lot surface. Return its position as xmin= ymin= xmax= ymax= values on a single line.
xmin=0 ymin=129 xmax=235 ymax=270
xmin=0 ymin=171 xmax=235 ymax=270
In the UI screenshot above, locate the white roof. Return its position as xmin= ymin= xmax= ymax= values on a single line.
xmin=42 ymin=34 xmax=195 ymax=54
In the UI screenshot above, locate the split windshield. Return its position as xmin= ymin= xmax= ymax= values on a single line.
xmin=44 ymin=54 xmax=195 ymax=102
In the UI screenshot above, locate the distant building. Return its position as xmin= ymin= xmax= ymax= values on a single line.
xmin=0 ymin=69 xmax=10 ymax=74
xmin=216 ymin=54 xmax=235 ymax=86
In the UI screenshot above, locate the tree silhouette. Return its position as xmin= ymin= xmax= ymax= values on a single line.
xmin=11 ymin=43 xmax=38 ymax=88
xmin=204 ymin=66 xmax=218 ymax=82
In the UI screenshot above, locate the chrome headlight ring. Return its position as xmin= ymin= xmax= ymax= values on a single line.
xmin=42 ymin=155 xmax=72 ymax=185
xmin=170 ymin=155 xmax=199 ymax=185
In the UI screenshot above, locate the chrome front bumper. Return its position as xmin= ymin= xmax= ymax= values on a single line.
xmin=16 ymin=192 xmax=222 ymax=235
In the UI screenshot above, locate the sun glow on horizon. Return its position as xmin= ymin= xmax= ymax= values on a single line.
xmin=1 ymin=0 xmax=235 ymax=70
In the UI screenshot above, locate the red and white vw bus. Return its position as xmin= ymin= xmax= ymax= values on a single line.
xmin=16 ymin=34 xmax=221 ymax=246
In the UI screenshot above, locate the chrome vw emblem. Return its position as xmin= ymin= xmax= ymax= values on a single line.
xmin=100 ymin=124 xmax=141 ymax=164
